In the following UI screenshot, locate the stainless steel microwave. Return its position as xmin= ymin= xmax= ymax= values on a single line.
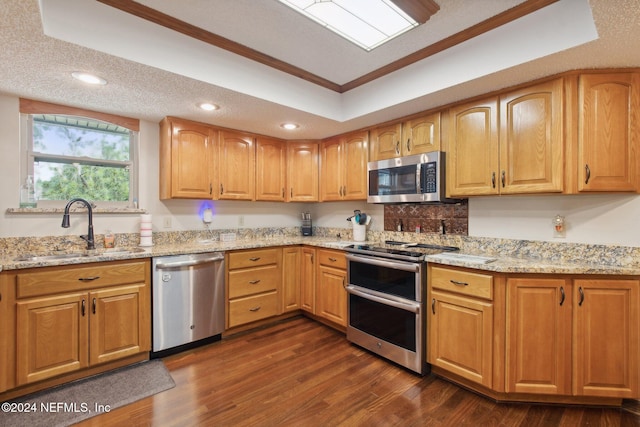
xmin=368 ymin=152 xmax=460 ymax=204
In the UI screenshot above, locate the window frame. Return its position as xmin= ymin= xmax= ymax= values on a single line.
xmin=19 ymin=99 xmax=140 ymax=208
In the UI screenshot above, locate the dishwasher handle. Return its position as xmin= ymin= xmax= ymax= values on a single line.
xmin=155 ymin=254 xmax=224 ymax=269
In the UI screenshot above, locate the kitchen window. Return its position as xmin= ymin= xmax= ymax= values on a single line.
xmin=19 ymin=99 xmax=139 ymax=208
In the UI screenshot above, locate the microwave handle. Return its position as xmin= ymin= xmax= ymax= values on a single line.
xmin=416 ymin=163 xmax=422 ymax=193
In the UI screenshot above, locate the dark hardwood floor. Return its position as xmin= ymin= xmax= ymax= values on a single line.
xmin=79 ymin=317 xmax=639 ymax=426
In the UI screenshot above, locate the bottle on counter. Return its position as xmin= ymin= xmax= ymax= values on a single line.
xmin=104 ymin=230 xmax=115 ymax=248
xmin=19 ymin=175 xmax=37 ymax=208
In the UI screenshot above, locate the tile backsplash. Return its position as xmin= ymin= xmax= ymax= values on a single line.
xmin=384 ymin=202 xmax=468 ymax=235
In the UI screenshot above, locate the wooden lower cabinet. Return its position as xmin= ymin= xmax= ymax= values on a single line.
xmin=430 ymin=265 xmax=640 ymax=403
xmin=315 ymin=250 xmax=347 ymax=327
xmin=6 ymin=260 xmax=151 ymax=393
xmin=506 ymin=277 xmax=572 ymax=395
xmin=300 ymin=247 xmax=316 ymax=313
xmin=429 ymin=264 xmax=495 ymax=390
xmin=282 ymin=247 xmax=301 ymax=312
xmin=573 ymin=279 xmax=639 ymax=398
xmin=227 ymin=248 xmax=282 ymax=328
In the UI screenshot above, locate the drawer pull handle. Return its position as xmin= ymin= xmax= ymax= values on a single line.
xmin=450 ymin=280 xmax=468 ymax=287
xmin=329 ymin=257 xmax=337 ymax=262
xmin=92 ymin=297 xmax=96 ymax=314
xmin=584 ymin=164 xmax=591 ymax=184
xmin=578 ymin=287 xmax=585 ymax=306
xmin=249 ymin=306 xmax=262 ymax=312
xmin=559 ymin=286 xmax=565 ymax=306
xmin=78 ymin=276 xmax=100 ymax=282
xmin=432 ymin=298 xmax=436 ymax=315
xmin=249 ymin=257 xmax=261 ymax=261
xmin=81 ymin=299 xmax=86 ymax=317
xmin=249 ymin=280 xmax=261 ymax=285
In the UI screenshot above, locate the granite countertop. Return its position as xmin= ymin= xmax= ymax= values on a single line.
xmin=0 ymin=237 xmax=362 ymax=271
xmin=1 ymin=236 xmax=639 ymax=276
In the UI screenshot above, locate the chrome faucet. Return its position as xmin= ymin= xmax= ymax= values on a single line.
xmin=61 ymin=198 xmax=95 ymax=250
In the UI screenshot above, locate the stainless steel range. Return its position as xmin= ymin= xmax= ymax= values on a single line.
xmin=344 ymin=241 xmax=458 ymax=374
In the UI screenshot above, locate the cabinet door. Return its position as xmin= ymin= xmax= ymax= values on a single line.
xmin=219 ymin=131 xmax=255 ymax=200
xmin=300 ymin=247 xmax=316 ymax=313
xmin=90 ymin=285 xmax=147 ymax=365
xmin=342 ymin=131 xmax=368 ymax=200
xmin=404 ymin=112 xmax=441 ymax=155
xmin=256 ymin=137 xmax=286 ymax=201
xmin=506 ymin=278 xmax=571 ymax=395
xmin=448 ymin=98 xmax=499 ymax=196
xmin=429 ymin=291 xmax=493 ymax=387
xmin=287 ymin=142 xmax=319 ymax=202
xmin=282 ymin=247 xmax=301 ymax=312
xmin=578 ymin=73 xmax=639 ymax=192
xmin=370 ymin=122 xmax=401 ymax=161
xmin=320 ymin=137 xmax=343 ymax=201
xmin=500 ymin=79 xmax=564 ymax=194
xmin=160 ymin=118 xmax=215 ymax=199
xmin=16 ymin=293 xmax=89 ymax=385
xmin=573 ymin=279 xmax=639 ymax=398
xmin=316 ymin=265 xmax=347 ymax=326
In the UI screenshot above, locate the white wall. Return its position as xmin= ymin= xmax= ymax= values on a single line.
xmin=1 ymin=92 xmax=639 ymax=248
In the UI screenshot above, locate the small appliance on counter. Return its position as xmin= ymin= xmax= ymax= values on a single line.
xmin=347 ymin=210 xmax=371 ymax=242
xmin=301 ymin=212 xmax=312 ymax=236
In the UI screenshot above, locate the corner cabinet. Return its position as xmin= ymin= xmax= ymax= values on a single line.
xmin=159 ymin=117 xmax=216 ymax=199
xmin=320 ymin=131 xmax=368 ymax=201
xmin=3 ymin=260 xmax=151 ymax=395
xmin=448 ymin=78 xmax=564 ymax=196
xmin=370 ymin=112 xmax=441 ymax=161
xmin=577 ymin=72 xmax=639 ymax=192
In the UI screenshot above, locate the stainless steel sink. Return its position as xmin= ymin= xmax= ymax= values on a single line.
xmin=13 ymin=247 xmax=147 ymax=262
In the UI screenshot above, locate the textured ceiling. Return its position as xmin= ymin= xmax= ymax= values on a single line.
xmin=1 ymin=0 xmax=639 ymax=140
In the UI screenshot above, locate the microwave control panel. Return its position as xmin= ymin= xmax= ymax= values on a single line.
xmin=422 ymin=162 xmax=437 ymax=193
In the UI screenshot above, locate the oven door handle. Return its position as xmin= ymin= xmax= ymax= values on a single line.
xmin=345 ymin=254 xmax=420 ymax=272
xmin=346 ymin=285 xmax=421 ymax=313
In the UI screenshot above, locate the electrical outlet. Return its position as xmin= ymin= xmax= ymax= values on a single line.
xmin=238 ymin=215 xmax=244 ymax=226
xmin=163 ymin=217 xmax=172 ymax=228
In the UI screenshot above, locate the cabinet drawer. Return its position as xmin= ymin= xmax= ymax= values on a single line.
xmin=228 ymin=249 xmax=280 ymax=269
xmin=228 ymin=291 xmax=279 ymax=327
xmin=317 ymin=250 xmax=346 ymax=269
xmin=430 ymin=266 xmax=493 ymax=300
xmin=16 ymin=261 xmax=147 ymax=299
xmin=228 ymin=265 xmax=280 ymax=298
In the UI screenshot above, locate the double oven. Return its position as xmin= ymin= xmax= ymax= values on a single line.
xmin=344 ymin=242 xmax=457 ymax=374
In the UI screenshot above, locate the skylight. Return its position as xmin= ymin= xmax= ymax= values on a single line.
xmin=277 ymin=0 xmax=419 ymax=51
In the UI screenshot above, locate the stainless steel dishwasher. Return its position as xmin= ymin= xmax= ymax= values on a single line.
xmin=151 ymin=252 xmax=225 ymax=357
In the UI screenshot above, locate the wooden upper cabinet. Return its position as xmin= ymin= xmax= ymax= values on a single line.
xmin=448 ymin=98 xmax=500 ymax=196
xmin=370 ymin=112 xmax=441 ymax=161
xmin=287 ymin=141 xmax=319 ymax=202
xmin=219 ymin=130 xmax=255 ymax=200
xmin=500 ymin=78 xmax=564 ymax=194
xmin=159 ymin=117 xmax=216 ymax=200
xmin=371 ymin=122 xmax=402 ymax=160
xmin=578 ymin=73 xmax=639 ymax=192
xmin=256 ymin=137 xmax=286 ymax=202
xmin=448 ymin=79 xmax=564 ymax=197
xmin=320 ymin=131 xmax=368 ymax=201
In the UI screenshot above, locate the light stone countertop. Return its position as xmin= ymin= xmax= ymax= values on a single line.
xmin=1 ymin=235 xmax=639 ymax=276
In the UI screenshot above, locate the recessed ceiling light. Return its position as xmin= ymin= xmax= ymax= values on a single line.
xmin=199 ymin=103 xmax=219 ymax=111
xmin=71 ymin=71 xmax=107 ymax=85
xmin=277 ymin=0 xmax=419 ymax=51
xmin=281 ymin=123 xmax=299 ymax=130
